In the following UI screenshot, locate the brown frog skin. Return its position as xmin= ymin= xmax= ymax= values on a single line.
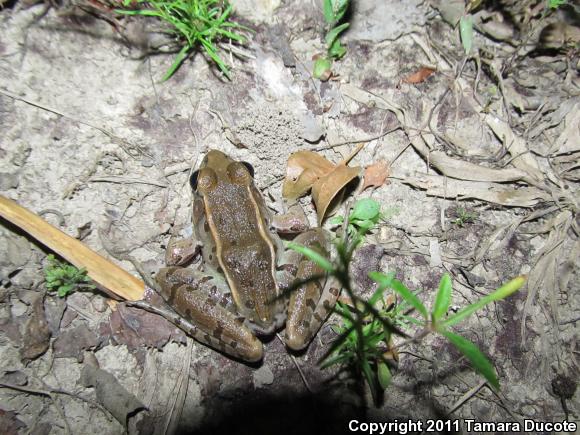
xmin=156 ymin=150 xmax=340 ymax=362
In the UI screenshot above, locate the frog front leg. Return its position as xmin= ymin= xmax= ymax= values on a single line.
xmin=164 ymin=226 xmax=201 ymax=266
xmin=280 ymin=228 xmax=341 ymax=351
xmin=156 ymin=267 xmax=263 ymax=362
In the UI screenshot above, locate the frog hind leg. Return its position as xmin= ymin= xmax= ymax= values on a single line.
xmin=156 ymin=267 xmax=263 ymax=362
xmin=282 ymin=230 xmax=341 ymax=351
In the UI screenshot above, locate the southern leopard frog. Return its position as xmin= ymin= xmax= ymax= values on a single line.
xmin=156 ymin=150 xmax=340 ymax=361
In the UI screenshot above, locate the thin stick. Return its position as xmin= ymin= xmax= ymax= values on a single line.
xmin=0 ymin=195 xmax=144 ymax=301
xmin=276 ymin=333 xmax=313 ymax=393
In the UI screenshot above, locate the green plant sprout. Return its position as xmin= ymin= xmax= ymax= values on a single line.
xmin=452 ymin=207 xmax=477 ymax=227
xmin=116 ymin=0 xmax=248 ymax=81
xmin=547 ymin=0 xmax=567 ymax=9
xmin=45 ymin=254 xmax=95 ymax=297
xmin=313 ymin=0 xmax=350 ymax=80
xmin=289 ymin=198 xmax=526 ymax=404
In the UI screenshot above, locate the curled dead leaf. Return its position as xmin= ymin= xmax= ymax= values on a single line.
xmin=312 ymin=164 xmax=361 ymax=224
xmin=402 ymin=67 xmax=436 ymax=84
xmin=282 ymin=151 xmax=335 ymax=201
xmin=362 ymin=160 xmax=390 ymax=191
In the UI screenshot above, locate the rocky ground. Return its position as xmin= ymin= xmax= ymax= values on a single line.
xmin=0 ymin=0 xmax=578 ymax=433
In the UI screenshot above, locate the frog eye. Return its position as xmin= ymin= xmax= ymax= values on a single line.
xmin=196 ymin=168 xmax=218 ymax=193
xmin=189 ymin=170 xmax=199 ymax=191
xmin=227 ymin=161 xmax=253 ymax=185
xmin=242 ymin=161 xmax=254 ymax=178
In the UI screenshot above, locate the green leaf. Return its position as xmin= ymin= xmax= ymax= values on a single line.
xmin=161 ymin=45 xmax=191 ymax=82
xmin=350 ymin=198 xmax=380 ymax=222
xmin=459 ymin=15 xmax=474 ymax=54
xmin=548 ymin=0 xmax=567 ymax=9
xmin=442 ymin=276 xmax=526 ymax=327
xmin=361 ymin=358 xmax=379 ymax=402
xmin=313 ymin=57 xmax=332 ymax=79
xmin=331 ymin=0 xmax=349 ymax=23
xmin=432 ymin=273 xmax=452 ymax=322
xmin=351 ymin=219 xmax=374 ymax=232
xmin=370 ymin=272 xmax=428 ymax=319
xmin=323 ymin=0 xmax=335 ymax=23
xmin=377 ymin=361 xmax=392 ymax=389
xmin=325 ymin=22 xmax=350 ymax=48
xmin=287 ymin=242 xmax=334 ymax=273
xmin=368 ymin=273 xmax=394 ymax=306
xmin=328 ymin=38 xmax=347 ymax=59
xmin=200 ymin=38 xmax=231 ymax=79
xmin=329 ymin=215 xmax=344 ymax=225
xmin=58 ymin=284 xmax=74 ymax=297
xmin=441 ymin=330 xmax=499 ymax=389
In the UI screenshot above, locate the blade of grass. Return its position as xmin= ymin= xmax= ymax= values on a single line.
xmin=369 ymin=272 xmax=428 ymax=319
xmin=432 ymin=273 xmax=452 ymax=322
xmin=286 ymin=242 xmax=334 ymax=273
xmin=441 ymin=330 xmax=499 ymax=389
xmin=161 ymin=45 xmax=191 ymax=81
xmin=442 ymin=276 xmax=526 ymax=327
xmin=325 ymin=22 xmax=350 ymax=48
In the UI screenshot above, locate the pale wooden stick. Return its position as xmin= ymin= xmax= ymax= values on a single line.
xmin=0 ymin=195 xmax=144 ymax=301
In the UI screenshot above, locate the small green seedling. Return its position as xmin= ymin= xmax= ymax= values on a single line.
xmin=452 ymin=207 xmax=477 ymax=227
xmin=116 ymin=0 xmax=248 ymax=81
xmin=45 ymin=254 xmax=94 ymax=297
xmin=313 ymin=0 xmax=350 ymax=80
xmin=329 ymin=198 xmax=389 ymax=241
xmin=369 ymin=272 xmax=526 ymax=390
xmin=547 ymin=0 xmax=567 ymax=8
xmin=289 ymin=198 xmax=525 ymax=403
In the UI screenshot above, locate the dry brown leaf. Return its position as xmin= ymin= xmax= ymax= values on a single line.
xmin=402 ymin=173 xmax=550 ymax=207
xmin=312 ymin=164 xmax=361 ymax=224
xmin=362 ymin=160 xmax=390 ymax=191
xmin=282 ymin=151 xmax=335 ymax=201
xmin=20 ymin=294 xmax=51 ymax=361
xmin=104 ymin=303 xmax=187 ymax=350
xmin=80 ymin=365 xmax=145 ymax=428
xmin=53 ymin=324 xmax=101 ymax=360
xmin=402 ymin=67 xmax=436 ymax=84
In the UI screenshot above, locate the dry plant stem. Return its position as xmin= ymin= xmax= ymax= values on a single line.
xmin=276 ymin=333 xmax=313 ymax=393
xmin=445 ymin=380 xmax=487 ymax=415
xmin=1 ymin=382 xmax=72 ymax=435
xmin=314 ymin=126 xmax=401 ymax=151
xmin=1 ymin=381 xmax=116 ymax=426
xmin=88 ymin=176 xmax=168 ymax=188
xmin=0 ymin=195 xmax=145 ymax=301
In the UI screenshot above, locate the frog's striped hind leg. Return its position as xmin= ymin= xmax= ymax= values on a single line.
xmin=156 ymin=267 xmax=263 ymax=362
xmin=283 ymin=229 xmax=342 ymax=351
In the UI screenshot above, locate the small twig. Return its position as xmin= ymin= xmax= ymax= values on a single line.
xmin=1 ymin=382 xmax=72 ymax=435
xmin=88 ymin=176 xmax=168 ymax=188
xmin=314 ymin=126 xmax=401 ymax=151
xmin=445 ymin=379 xmax=486 ymax=415
xmin=276 ymin=334 xmax=313 ymax=394
xmin=1 ymin=380 xmax=117 ymax=427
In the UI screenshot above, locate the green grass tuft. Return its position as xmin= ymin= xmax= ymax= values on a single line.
xmin=116 ymin=0 xmax=249 ymax=81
